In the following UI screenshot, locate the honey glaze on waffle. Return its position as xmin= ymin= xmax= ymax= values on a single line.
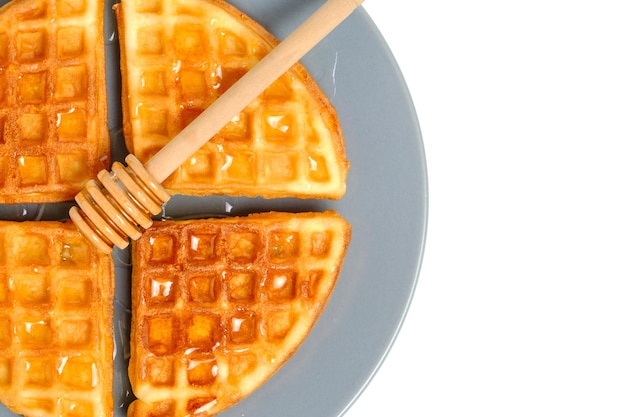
xmin=0 ymin=0 xmax=109 ymax=203
xmin=128 ymin=211 xmax=351 ymax=417
xmin=0 ymin=221 xmax=114 ymax=417
xmin=115 ymin=0 xmax=349 ymax=199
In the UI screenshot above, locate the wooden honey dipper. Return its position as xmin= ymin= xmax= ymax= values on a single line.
xmin=69 ymin=0 xmax=364 ymax=253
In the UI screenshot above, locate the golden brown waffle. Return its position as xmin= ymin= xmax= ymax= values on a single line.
xmin=0 ymin=0 xmax=109 ymax=204
xmin=127 ymin=211 xmax=351 ymax=417
xmin=115 ymin=0 xmax=349 ymax=199
xmin=0 ymin=221 xmax=114 ymax=417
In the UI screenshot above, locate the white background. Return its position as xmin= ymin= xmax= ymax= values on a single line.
xmin=348 ymin=1 xmax=626 ymax=416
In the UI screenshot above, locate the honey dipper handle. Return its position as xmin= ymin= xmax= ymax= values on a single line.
xmin=144 ymin=0 xmax=364 ymax=183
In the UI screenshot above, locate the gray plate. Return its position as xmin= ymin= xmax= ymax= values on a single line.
xmin=0 ymin=0 xmax=427 ymax=416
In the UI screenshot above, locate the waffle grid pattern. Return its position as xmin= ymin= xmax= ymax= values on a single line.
xmin=0 ymin=0 xmax=109 ymax=203
xmin=130 ymin=212 xmax=350 ymax=416
xmin=119 ymin=0 xmax=347 ymax=198
xmin=0 ymin=221 xmax=113 ymax=417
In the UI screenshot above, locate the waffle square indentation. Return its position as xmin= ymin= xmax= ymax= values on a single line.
xmin=23 ymin=358 xmax=54 ymax=387
xmin=266 ymin=270 xmax=296 ymax=300
xmin=17 ymin=113 xmax=47 ymax=143
xmin=17 ymin=319 xmax=52 ymax=346
xmin=58 ymin=277 xmax=91 ymax=306
xmin=137 ymin=27 xmax=164 ymax=55
xmin=56 ymin=108 xmax=87 ymax=141
xmin=54 ymin=65 xmax=87 ymax=100
xmin=228 ymin=312 xmax=256 ymax=344
xmin=188 ymin=232 xmax=218 ymax=261
xmin=218 ymin=30 xmax=247 ymax=57
xmin=181 ymin=153 xmax=216 ymax=182
xmin=173 ymin=24 xmax=205 ymax=56
xmin=186 ymin=314 xmax=220 ymax=348
xmin=146 ymin=315 xmax=176 ymax=355
xmin=226 ymin=271 xmax=255 ymax=302
xmin=221 ymin=151 xmax=256 ymax=182
xmin=268 ymin=231 xmax=300 ymax=260
xmin=188 ymin=274 xmax=219 ymax=303
xmin=18 ymin=155 xmax=48 ymax=185
xmin=179 ymin=70 xmax=208 ymax=99
xmin=227 ymin=232 xmax=259 ymax=263
xmin=220 ymin=111 xmax=251 ymax=142
xmin=262 ymin=152 xmax=297 ymax=181
xmin=16 ymin=29 xmax=47 ymax=62
xmin=147 ymin=274 xmax=176 ymax=305
xmin=186 ymin=354 xmax=217 ymax=386
xmin=13 ymin=234 xmax=49 ymax=265
xmin=311 ymin=231 xmax=332 ymax=257
xmin=262 ymin=109 xmax=297 ymax=144
xmin=140 ymin=69 xmax=167 ymax=95
xmin=145 ymin=356 xmax=174 ymax=386
xmin=148 ymin=235 xmax=176 ymax=263
xmin=59 ymin=238 xmax=91 ymax=266
xmin=57 ymin=26 xmax=84 ymax=58
xmin=57 ymin=153 xmax=88 ymax=183
xmin=59 ymin=319 xmax=92 ymax=347
xmin=139 ymin=105 xmax=168 ymax=136
xmin=18 ymin=72 xmax=47 ymax=104
xmin=59 ymin=357 xmax=97 ymax=389
xmin=303 ymin=270 xmax=324 ymax=299
xmin=227 ymin=352 xmax=257 ymax=382
xmin=264 ymin=310 xmax=296 ymax=341
xmin=307 ymin=154 xmax=330 ymax=182
xmin=14 ymin=273 xmax=49 ymax=304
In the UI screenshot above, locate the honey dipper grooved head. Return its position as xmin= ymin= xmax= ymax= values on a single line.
xmin=70 ymin=155 xmax=171 ymax=254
